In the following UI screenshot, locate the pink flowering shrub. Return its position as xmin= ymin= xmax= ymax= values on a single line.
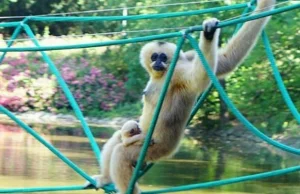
xmin=0 ymin=53 xmax=126 ymax=112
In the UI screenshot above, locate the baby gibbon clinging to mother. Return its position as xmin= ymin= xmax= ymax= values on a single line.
xmin=86 ymin=120 xmax=145 ymax=188
xmin=89 ymin=0 xmax=276 ymax=193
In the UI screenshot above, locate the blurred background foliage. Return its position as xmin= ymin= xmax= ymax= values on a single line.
xmin=0 ymin=0 xmax=299 ymax=135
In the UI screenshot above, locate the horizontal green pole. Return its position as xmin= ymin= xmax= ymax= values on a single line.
xmin=1 ymin=3 xmax=299 ymax=53
xmin=29 ymin=3 xmax=247 ymax=22
xmin=1 ymin=166 xmax=298 ymax=193
xmin=0 ymin=186 xmax=85 ymax=193
xmin=0 ymin=106 xmax=96 ymax=186
xmin=186 ymin=3 xmax=300 ymax=33
xmin=143 ymin=165 xmax=300 ymax=193
xmin=0 ymin=32 xmax=181 ymax=52
xmin=0 ymin=22 xmax=20 ymax=28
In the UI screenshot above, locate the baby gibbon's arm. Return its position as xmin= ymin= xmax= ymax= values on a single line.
xmin=123 ymin=134 xmax=146 ymax=146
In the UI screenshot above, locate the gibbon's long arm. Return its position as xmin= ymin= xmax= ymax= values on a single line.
xmin=217 ymin=0 xmax=276 ymax=77
xmin=193 ymin=18 xmax=220 ymax=92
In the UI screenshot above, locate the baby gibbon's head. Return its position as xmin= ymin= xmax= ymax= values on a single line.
xmin=140 ymin=41 xmax=185 ymax=79
xmin=121 ymin=120 xmax=141 ymax=138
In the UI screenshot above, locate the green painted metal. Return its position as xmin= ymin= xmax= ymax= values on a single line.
xmin=127 ymin=37 xmax=186 ymax=194
xmin=0 ymin=3 xmax=299 ymax=53
xmin=0 ymin=106 xmax=96 ymax=185
xmin=28 ymin=3 xmax=247 ymax=22
xmin=0 ymin=25 xmax=22 ymax=63
xmin=187 ymin=34 xmax=300 ymax=155
xmin=143 ymin=165 xmax=300 ymax=193
xmin=0 ymin=22 xmax=20 ymax=28
xmin=262 ymin=31 xmax=300 ymax=123
xmin=0 ymin=1 xmax=299 ymax=193
xmin=22 ymin=24 xmax=102 ymax=170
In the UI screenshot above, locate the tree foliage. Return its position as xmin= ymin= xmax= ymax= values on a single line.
xmin=0 ymin=0 xmax=299 ymax=134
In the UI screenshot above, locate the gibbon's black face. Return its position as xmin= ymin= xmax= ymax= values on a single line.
xmin=151 ymin=52 xmax=168 ymax=71
xmin=129 ymin=126 xmax=141 ymax=137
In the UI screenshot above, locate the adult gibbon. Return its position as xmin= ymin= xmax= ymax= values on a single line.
xmin=90 ymin=0 xmax=276 ymax=193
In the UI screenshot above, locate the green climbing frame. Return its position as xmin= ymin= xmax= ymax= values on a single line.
xmin=0 ymin=1 xmax=299 ymax=194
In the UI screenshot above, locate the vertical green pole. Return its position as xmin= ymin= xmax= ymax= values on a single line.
xmin=22 ymin=24 xmax=102 ymax=168
xmin=127 ymin=36 xmax=186 ymax=194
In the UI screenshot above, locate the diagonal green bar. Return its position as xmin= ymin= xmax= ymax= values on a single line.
xmin=262 ymin=30 xmax=300 ymax=123
xmin=187 ymin=84 xmax=213 ymax=125
xmin=22 ymin=24 xmax=102 ymax=169
xmin=142 ymin=165 xmax=300 ymax=193
xmin=187 ymin=34 xmax=300 ymax=155
xmin=0 ymin=106 xmax=96 ymax=185
xmin=1 ymin=3 xmax=299 ymax=52
xmin=127 ymin=37 xmax=186 ymax=194
xmin=233 ymin=0 xmax=256 ymax=34
xmin=0 ymin=24 xmax=23 ymax=63
xmin=29 ymin=3 xmax=247 ymax=22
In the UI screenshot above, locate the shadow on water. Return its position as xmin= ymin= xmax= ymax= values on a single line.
xmin=0 ymin=123 xmax=299 ymax=194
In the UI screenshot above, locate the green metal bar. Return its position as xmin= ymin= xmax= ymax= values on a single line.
xmin=29 ymin=3 xmax=247 ymax=22
xmin=0 ymin=185 xmax=86 ymax=193
xmin=186 ymin=0 xmax=258 ymax=126
xmin=0 ymin=24 xmax=23 ymax=63
xmin=233 ymin=0 xmax=256 ymax=34
xmin=262 ymin=30 xmax=300 ymax=123
xmin=0 ymin=3 xmax=298 ymax=52
xmin=127 ymin=37 xmax=186 ymax=194
xmin=186 ymin=3 xmax=300 ymax=33
xmin=22 ymin=24 xmax=102 ymax=169
xmin=187 ymin=84 xmax=213 ymax=125
xmin=0 ymin=22 xmax=20 ymax=28
xmin=142 ymin=165 xmax=300 ymax=193
xmin=187 ymin=34 xmax=300 ymax=155
xmin=137 ymin=163 xmax=155 ymax=180
xmin=0 ymin=32 xmax=181 ymax=52
xmin=0 ymin=106 xmax=96 ymax=185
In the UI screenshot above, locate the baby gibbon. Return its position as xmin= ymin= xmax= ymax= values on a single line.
xmin=85 ymin=120 xmax=144 ymax=188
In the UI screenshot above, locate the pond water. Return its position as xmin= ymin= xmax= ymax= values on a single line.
xmin=0 ymin=123 xmax=299 ymax=194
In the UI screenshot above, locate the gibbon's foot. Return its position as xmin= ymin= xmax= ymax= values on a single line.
xmin=83 ymin=174 xmax=111 ymax=190
xmin=203 ymin=18 xmax=219 ymax=41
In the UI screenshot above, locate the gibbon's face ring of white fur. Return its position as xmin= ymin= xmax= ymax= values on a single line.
xmin=140 ymin=41 xmax=180 ymax=74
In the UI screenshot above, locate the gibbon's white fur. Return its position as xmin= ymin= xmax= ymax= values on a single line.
xmin=85 ymin=120 xmax=144 ymax=188
xmin=89 ymin=0 xmax=276 ymax=193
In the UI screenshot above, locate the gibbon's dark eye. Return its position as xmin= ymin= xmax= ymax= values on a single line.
xmin=159 ymin=53 xmax=168 ymax=62
xmin=151 ymin=53 xmax=158 ymax=61
xmin=130 ymin=129 xmax=135 ymax=135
